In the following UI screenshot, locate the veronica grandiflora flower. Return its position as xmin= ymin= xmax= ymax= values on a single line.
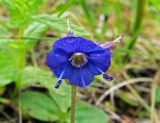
xmin=47 ymin=35 xmax=122 ymax=88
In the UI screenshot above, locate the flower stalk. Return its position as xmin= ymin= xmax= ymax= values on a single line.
xmin=71 ymin=85 xmax=77 ymax=123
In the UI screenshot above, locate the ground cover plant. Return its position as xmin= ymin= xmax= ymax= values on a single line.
xmin=0 ymin=0 xmax=160 ymax=123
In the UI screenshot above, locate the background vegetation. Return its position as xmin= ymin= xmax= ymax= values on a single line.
xmin=0 ymin=0 xmax=159 ymax=123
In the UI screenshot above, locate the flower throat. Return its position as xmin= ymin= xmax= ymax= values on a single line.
xmin=71 ymin=53 xmax=88 ymax=67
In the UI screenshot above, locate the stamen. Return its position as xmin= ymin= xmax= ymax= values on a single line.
xmin=90 ymin=62 xmax=113 ymax=81
xmin=55 ymin=80 xmax=62 ymax=88
xmin=55 ymin=66 xmax=66 ymax=88
xmin=103 ymin=74 xmax=113 ymax=81
xmin=71 ymin=53 xmax=88 ymax=67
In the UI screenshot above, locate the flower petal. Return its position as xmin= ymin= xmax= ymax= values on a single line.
xmin=61 ymin=63 xmax=74 ymax=79
xmin=53 ymin=36 xmax=79 ymax=54
xmin=88 ymin=50 xmax=112 ymax=74
xmin=84 ymin=62 xmax=101 ymax=75
xmin=69 ymin=66 xmax=94 ymax=87
xmin=54 ymin=36 xmax=106 ymax=54
xmin=47 ymin=49 xmax=69 ymax=77
xmin=77 ymin=37 xmax=106 ymax=53
xmin=81 ymin=66 xmax=95 ymax=86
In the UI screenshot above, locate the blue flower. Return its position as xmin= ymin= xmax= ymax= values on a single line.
xmin=47 ymin=36 xmax=113 ymax=88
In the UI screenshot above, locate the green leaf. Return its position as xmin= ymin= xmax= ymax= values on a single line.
xmin=49 ymin=83 xmax=71 ymax=113
xmin=24 ymin=22 xmax=48 ymax=38
xmin=156 ymin=85 xmax=160 ymax=103
xmin=20 ymin=91 xmax=59 ymax=122
xmin=0 ymin=25 xmax=10 ymax=36
xmin=66 ymin=101 xmax=109 ymax=123
xmin=1 ymin=0 xmax=48 ymax=26
xmin=23 ymin=22 xmax=49 ymax=47
xmin=0 ymin=76 xmax=12 ymax=87
xmin=0 ymin=41 xmax=26 ymax=86
xmin=19 ymin=66 xmax=56 ymax=90
xmin=150 ymin=0 xmax=160 ymax=10
xmin=1 ymin=0 xmax=30 ymax=26
xmin=20 ymin=91 xmax=109 ymax=123
xmin=32 ymin=14 xmax=89 ymax=36
xmin=20 ymin=83 xmax=71 ymax=122
xmin=20 ymin=67 xmax=72 ymax=118
xmin=0 ymin=38 xmax=19 ymax=44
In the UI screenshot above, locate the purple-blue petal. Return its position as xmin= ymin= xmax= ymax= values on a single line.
xmin=53 ymin=36 xmax=105 ymax=54
xmin=81 ymin=65 xmax=94 ymax=86
xmin=47 ymin=49 xmax=69 ymax=77
xmin=84 ymin=62 xmax=101 ymax=75
xmin=53 ymin=36 xmax=79 ymax=54
xmin=77 ymin=37 xmax=106 ymax=53
xmin=69 ymin=66 xmax=94 ymax=87
xmin=88 ymin=49 xmax=112 ymax=73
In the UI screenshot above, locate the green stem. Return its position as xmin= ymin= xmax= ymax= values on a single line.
xmin=127 ymin=0 xmax=147 ymax=50
xmin=71 ymin=85 xmax=77 ymax=123
xmin=124 ymin=0 xmax=148 ymax=62
xmin=80 ymin=0 xmax=94 ymax=27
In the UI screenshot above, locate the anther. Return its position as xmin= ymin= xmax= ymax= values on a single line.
xmin=55 ymin=66 xmax=66 ymax=88
xmin=103 ymin=74 xmax=113 ymax=81
xmin=55 ymin=80 xmax=62 ymax=88
xmin=90 ymin=62 xmax=113 ymax=81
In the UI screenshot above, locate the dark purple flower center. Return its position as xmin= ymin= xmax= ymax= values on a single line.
xmin=70 ymin=53 xmax=88 ymax=67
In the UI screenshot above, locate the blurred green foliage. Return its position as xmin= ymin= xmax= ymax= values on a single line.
xmin=0 ymin=0 xmax=108 ymax=122
xmin=0 ymin=0 xmax=159 ymax=122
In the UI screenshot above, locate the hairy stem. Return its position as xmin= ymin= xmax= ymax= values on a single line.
xmin=71 ymin=85 xmax=77 ymax=123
